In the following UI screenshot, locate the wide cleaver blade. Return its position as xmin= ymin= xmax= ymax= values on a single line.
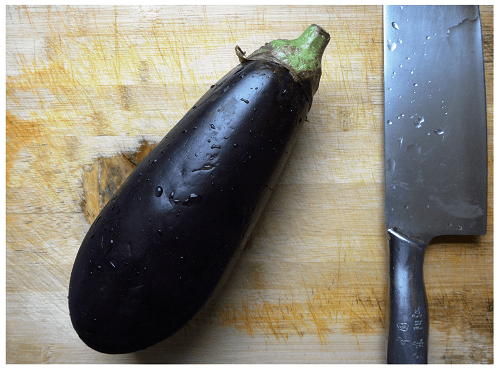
xmin=384 ymin=5 xmax=487 ymax=364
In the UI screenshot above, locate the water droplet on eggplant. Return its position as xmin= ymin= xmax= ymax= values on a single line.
xmin=182 ymin=193 xmax=202 ymax=206
xmin=155 ymin=186 xmax=163 ymax=197
xmin=192 ymin=164 xmax=215 ymax=172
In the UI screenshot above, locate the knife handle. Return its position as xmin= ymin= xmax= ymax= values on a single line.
xmin=387 ymin=229 xmax=428 ymax=364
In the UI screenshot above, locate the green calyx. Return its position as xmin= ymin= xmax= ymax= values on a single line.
xmin=235 ymin=24 xmax=330 ymax=101
xmin=268 ymin=25 xmax=328 ymax=73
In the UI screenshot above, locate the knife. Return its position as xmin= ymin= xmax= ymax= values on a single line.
xmin=384 ymin=5 xmax=487 ymax=364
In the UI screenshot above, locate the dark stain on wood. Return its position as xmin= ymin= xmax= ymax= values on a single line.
xmin=80 ymin=139 xmax=156 ymax=224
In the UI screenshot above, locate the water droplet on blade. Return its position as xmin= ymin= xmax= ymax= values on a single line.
xmin=392 ymin=22 xmax=399 ymax=29
xmin=386 ymin=158 xmax=396 ymax=173
xmin=414 ymin=116 xmax=424 ymax=128
xmin=407 ymin=143 xmax=422 ymax=157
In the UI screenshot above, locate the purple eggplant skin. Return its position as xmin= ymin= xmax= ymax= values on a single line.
xmin=68 ymin=59 xmax=312 ymax=354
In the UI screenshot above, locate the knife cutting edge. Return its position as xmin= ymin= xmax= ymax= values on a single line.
xmin=383 ymin=5 xmax=487 ymax=364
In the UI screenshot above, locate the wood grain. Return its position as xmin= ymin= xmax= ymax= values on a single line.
xmin=6 ymin=5 xmax=493 ymax=364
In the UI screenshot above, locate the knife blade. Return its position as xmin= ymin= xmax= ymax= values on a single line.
xmin=384 ymin=5 xmax=487 ymax=364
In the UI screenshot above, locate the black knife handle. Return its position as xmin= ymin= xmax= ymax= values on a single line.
xmin=387 ymin=229 xmax=428 ymax=364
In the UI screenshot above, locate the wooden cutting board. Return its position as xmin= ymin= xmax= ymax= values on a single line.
xmin=6 ymin=5 xmax=493 ymax=364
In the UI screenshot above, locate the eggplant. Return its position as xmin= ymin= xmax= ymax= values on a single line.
xmin=69 ymin=25 xmax=330 ymax=354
